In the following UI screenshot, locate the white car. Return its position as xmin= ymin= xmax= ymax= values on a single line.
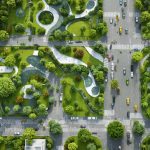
xmin=131 ymin=72 xmax=133 ymax=78
xmin=111 ymin=71 xmax=114 ymax=80
xmin=135 ymin=16 xmax=139 ymax=23
xmin=110 ymin=18 xmax=113 ymax=24
xmin=60 ymin=93 xmax=63 ymax=102
xmin=14 ymin=132 xmax=20 ymax=135
xmin=111 ymin=62 xmax=114 ymax=71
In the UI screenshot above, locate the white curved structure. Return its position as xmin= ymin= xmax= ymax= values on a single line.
xmin=85 ymin=46 xmax=104 ymax=62
xmin=36 ymin=0 xmax=59 ymax=35
xmin=49 ymin=45 xmax=100 ymax=97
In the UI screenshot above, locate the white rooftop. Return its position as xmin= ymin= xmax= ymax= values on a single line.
xmin=25 ymin=139 xmax=46 ymax=150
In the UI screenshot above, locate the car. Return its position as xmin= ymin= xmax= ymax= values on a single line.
xmin=80 ymin=125 xmax=86 ymax=128
xmin=127 ymin=111 xmax=130 ymax=118
xmin=111 ymin=103 xmax=114 ymax=109
xmin=126 ymin=97 xmax=130 ymax=105
xmin=119 ymin=0 xmax=123 ymax=5
xmin=76 ymin=41 xmax=82 ymax=43
xmin=131 ymin=72 xmax=133 ymax=78
xmin=121 ymin=7 xmax=125 ymax=19
xmin=124 ymin=0 xmax=127 ymax=6
xmin=131 ymin=64 xmax=134 ymax=72
xmin=134 ymin=104 xmax=138 ymax=112
xmin=110 ymin=18 xmax=113 ymax=24
xmin=112 ymin=96 xmax=115 ymax=104
xmin=125 ymin=28 xmax=128 ymax=34
xmin=109 ymin=44 xmax=112 ymax=50
xmin=119 ymin=26 xmax=122 ymax=34
xmin=126 ymin=130 xmax=132 ymax=144
xmin=92 ymin=132 xmax=97 ymax=134
xmin=14 ymin=132 xmax=20 ymax=135
xmin=123 ymin=68 xmax=126 ymax=75
xmin=111 ymin=62 xmax=114 ymax=71
xmin=135 ymin=16 xmax=139 ymax=23
xmin=134 ymin=48 xmax=139 ymax=51
xmin=111 ymin=71 xmax=114 ymax=80
xmin=60 ymin=93 xmax=63 ymax=102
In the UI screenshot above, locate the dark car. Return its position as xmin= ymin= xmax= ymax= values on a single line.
xmin=126 ymin=131 xmax=132 ymax=144
xmin=127 ymin=111 xmax=130 ymax=118
xmin=80 ymin=125 xmax=86 ymax=128
xmin=124 ymin=0 xmax=127 ymax=6
xmin=111 ymin=103 xmax=114 ymax=109
xmin=112 ymin=96 xmax=115 ymax=104
xmin=131 ymin=64 xmax=134 ymax=72
xmin=109 ymin=44 xmax=112 ymax=50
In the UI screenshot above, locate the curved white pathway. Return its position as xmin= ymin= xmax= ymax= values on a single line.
xmin=49 ymin=46 xmax=99 ymax=97
xmin=36 ymin=0 xmax=59 ymax=35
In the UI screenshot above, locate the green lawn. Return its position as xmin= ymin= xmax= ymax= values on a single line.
xmin=59 ymin=46 xmax=101 ymax=66
xmin=62 ymin=75 xmax=100 ymax=116
xmin=8 ymin=0 xmax=29 ymax=34
xmin=68 ymin=21 xmax=90 ymax=38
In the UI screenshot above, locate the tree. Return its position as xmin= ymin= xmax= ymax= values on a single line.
xmin=49 ymin=120 xmax=62 ymax=135
xmin=87 ymin=143 xmax=96 ymax=150
xmin=68 ymin=142 xmax=78 ymax=150
xmin=0 ymin=30 xmax=9 ymax=41
xmin=20 ymin=61 xmax=27 ymax=69
xmin=22 ymin=128 xmax=36 ymax=141
xmin=5 ymin=54 xmax=16 ymax=67
xmin=135 ymin=0 xmax=143 ymax=10
xmin=39 ymin=104 xmax=47 ymax=111
xmin=37 ymin=1 xmax=44 ymax=10
xmin=16 ymin=96 xmax=24 ymax=104
xmin=74 ymin=48 xmax=84 ymax=58
xmin=80 ymin=26 xmax=86 ymax=35
xmin=0 ymin=77 xmax=16 ymax=98
xmin=111 ymin=80 xmax=119 ymax=89
xmin=15 ymin=23 xmax=25 ymax=33
xmin=37 ymin=27 xmax=45 ymax=35
xmin=45 ymin=62 xmax=56 ymax=72
xmin=107 ymin=121 xmax=124 ymax=139
xmin=0 ymin=136 xmax=4 ymax=144
xmin=132 ymin=121 xmax=145 ymax=135
xmin=23 ymin=106 xmax=32 ymax=115
xmin=78 ymin=129 xmax=92 ymax=143
xmin=13 ymin=105 xmax=20 ymax=112
xmin=33 ymin=92 xmax=40 ymax=100
xmin=132 ymin=51 xmax=143 ymax=62
xmin=7 ymin=0 xmax=16 ymax=8
xmin=65 ymin=105 xmax=74 ymax=114
xmin=90 ymin=29 xmax=97 ymax=38
xmin=30 ymin=79 xmax=42 ymax=90
xmin=141 ymin=11 xmax=150 ymax=24
xmin=29 ymin=113 xmax=37 ymax=119
xmin=5 ymin=106 xmax=10 ymax=113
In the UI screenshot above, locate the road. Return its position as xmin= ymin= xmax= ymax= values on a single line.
xmin=0 ymin=0 xmax=150 ymax=149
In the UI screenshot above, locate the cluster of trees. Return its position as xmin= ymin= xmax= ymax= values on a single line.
xmin=49 ymin=29 xmax=73 ymax=41
xmin=59 ymin=3 xmax=69 ymax=16
xmin=107 ymin=121 xmax=124 ymax=139
xmin=39 ymin=11 xmax=54 ymax=25
xmin=14 ymin=23 xmax=25 ymax=33
xmin=90 ymin=64 xmax=107 ymax=85
xmin=64 ymin=129 xmax=102 ymax=150
xmin=135 ymin=0 xmax=150 ymax=39
xmin=68 ymin=0 xmax=87 ymax=14
xmin=49 ymin=120 xmax=62 ymax=135
xmin=141 ymin=135 xmax=150 ymax=149
xmin=73 ymin=48 xmax=84 ymax=59
xmin=132 ymin=120 xmax=145 ymax=135
xmin=93 ymin=43 xmax=107 ymax=57
xmin=132 ymin=51 xmax=143 ymax=62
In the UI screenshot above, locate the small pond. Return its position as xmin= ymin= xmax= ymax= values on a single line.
xmin=27 ymin=56 xmax=46 ymax=72
xmin=92 ymin=86 xmax=99 ymax=95
xmin=86 ymin=0 xmax=95 ymax=9
xmin=84 ymin=76 xmax=92 ymax=87
xmin=21 ymin=67 xmax=45 ymax=84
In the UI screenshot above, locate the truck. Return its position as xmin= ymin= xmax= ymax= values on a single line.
xmin=131 ymin=64 xmax=134 ymax=78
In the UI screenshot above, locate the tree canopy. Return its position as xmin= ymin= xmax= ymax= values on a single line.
xmin=49 ymin=120 xmax=62 ymax=135
xmin=132 ymin=121 xmax=145 ymax=135
xmin=107 ymin=121 xmax=124 ymax=139
xmin=0 ymin=77 xmax=16 ymax=98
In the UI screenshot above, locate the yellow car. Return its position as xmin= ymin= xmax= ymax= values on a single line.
xmin=119 ymin=26 xmax=122 ymax=34
xmin=134 ymin=104 xmax=138 ymax=112
xmin=126 ymin=98 xmax=130 ymax=105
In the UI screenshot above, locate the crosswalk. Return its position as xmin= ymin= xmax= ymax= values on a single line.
xmin=104 ymin=58 xmax=109 ymax=68
xmin=107 ymin=44 xmax=144 ymax=50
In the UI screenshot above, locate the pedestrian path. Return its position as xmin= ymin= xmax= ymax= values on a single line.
xmin=130 ymin=113 xmax=143 ymax=119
